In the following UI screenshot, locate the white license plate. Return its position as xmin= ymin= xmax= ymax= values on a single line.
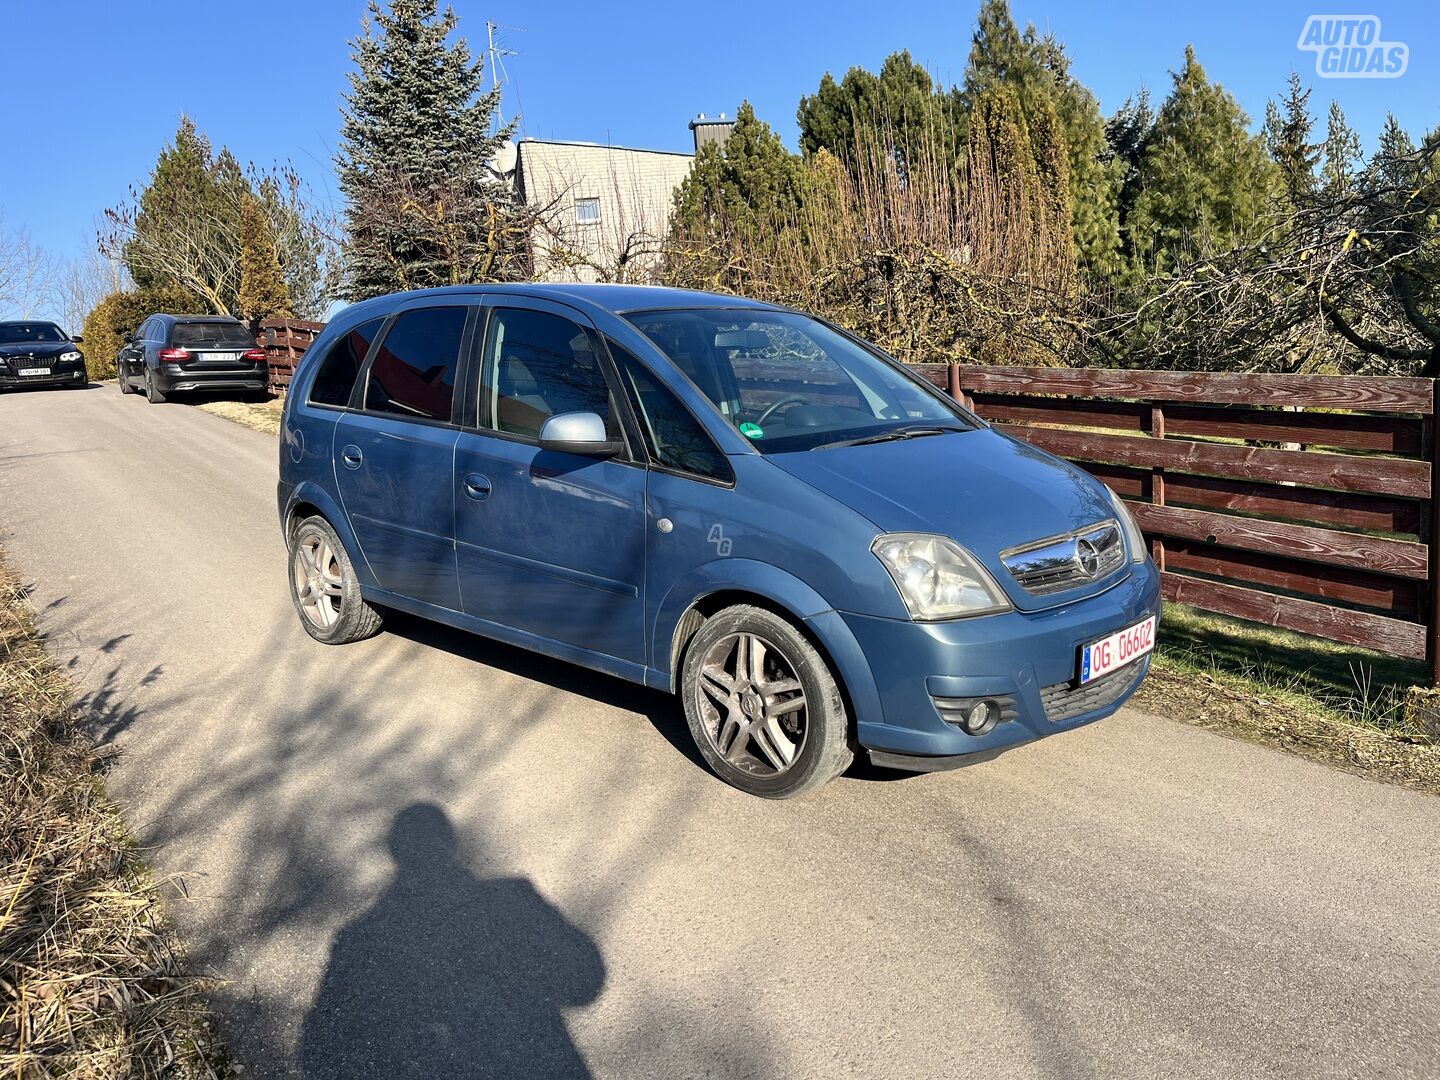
xmin=1079 ymin=616 xmax=1156 ymax=684
xmin=18 ymin=367 xmax=51 ymax=376
xmin=202 ymin=352 xmax=239 ymax=363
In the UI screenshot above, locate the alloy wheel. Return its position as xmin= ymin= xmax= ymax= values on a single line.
xmin=293 ymin=533 xmax=345 ymax=629
xmin=695 ymin=632 xmax=809 ymax=776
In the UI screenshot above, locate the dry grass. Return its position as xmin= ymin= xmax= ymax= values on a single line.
xmin=196 ymin=397 xmax=284 ymax=436
xmin=0 ymin=555 xmax=226 ymax=1078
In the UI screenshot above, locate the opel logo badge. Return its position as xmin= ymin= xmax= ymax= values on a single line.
xmin=1075 ymin=538 xmax=1101 ymax=578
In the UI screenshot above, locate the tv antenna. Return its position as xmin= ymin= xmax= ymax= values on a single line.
xmin=485 ymin=21 xmax=525 ymax=134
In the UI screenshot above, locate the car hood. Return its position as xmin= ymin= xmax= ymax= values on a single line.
xmin=769 ymin=428 xmax=1121 ymax=610
xmin=0 ymin=341 xmax=76 ymax=360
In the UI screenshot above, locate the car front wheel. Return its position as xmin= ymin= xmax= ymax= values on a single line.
xmin=288 ymin=515 xmax=384 ymax=644
xmin=681 ymin=604 xmax=853 ymax=798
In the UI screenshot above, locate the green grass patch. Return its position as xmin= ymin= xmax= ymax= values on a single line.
xmin=1155 ymin=603 xmax=1424 ymax=732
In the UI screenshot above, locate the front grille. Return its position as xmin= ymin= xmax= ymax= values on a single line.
xmin=1001 ymin=521 xmax=1126 ymax=596
xmin=1041 ymin=656 xmax=1149 ymax=724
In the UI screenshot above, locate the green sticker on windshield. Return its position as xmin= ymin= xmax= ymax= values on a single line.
xmin=739 ymin=422 xmax=764 ymax=439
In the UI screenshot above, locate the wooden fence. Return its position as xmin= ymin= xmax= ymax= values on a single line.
xmin=253 ymin=318 xmax=1437 ymax=679
xmin=259 ymin=319 xmax=325 ymax=394
xmin=910 ymin=364 xmax=1439 ymax=682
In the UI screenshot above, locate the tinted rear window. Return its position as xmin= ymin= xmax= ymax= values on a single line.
xmin=172 ymin=322 xmax=255 ymax=348
xmin=309 ymin=317 xmax=385 ymax=408
xmin=365 ymin=307 xmax=467 ymax=422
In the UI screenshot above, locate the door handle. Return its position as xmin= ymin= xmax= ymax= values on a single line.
xmin=462 ymin=473 xmax=492 ymax=500
xmin=341 ymin=444 xmax=363 ymax=470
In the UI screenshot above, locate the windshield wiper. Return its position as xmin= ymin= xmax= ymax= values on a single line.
xmin=816 ymin=425 xmax=963 ymax=451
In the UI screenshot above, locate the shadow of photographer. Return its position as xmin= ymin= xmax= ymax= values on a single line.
xmin=300 ymin=802 xmax=604 ymax=1078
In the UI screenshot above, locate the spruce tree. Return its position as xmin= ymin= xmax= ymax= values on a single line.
xmin=961 ymin=0 xmax=1120 ymax=278
xmin=238 ymin=192 xmax=295 ymax=323
xmin=1105 ymin=90 xmax=1154 ymax=239
xmin=1263 ymin=73 xmax=1320 ymax=206
xmin=1321 ymin=101 xmax=1363 ymax=197
xmin=1127 ymin=47 xmax=1278 ymax=265
xmin=336 ymin=0 xmax=525 ymax=300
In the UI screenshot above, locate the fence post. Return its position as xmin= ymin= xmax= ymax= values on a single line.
xmin=1148 ymin=404 xmax=1167 ymax=572
xmin=1429 ymin=381 xmax=1440 ymax=686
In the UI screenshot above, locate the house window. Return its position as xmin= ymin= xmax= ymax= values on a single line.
xmin=575 ymin=197 xmax=601 ymax=225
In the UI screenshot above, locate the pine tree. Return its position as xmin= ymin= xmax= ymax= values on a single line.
xmin=797 ymin=52 xmax=962 ymax=173
xmin=1264 ymin=73 xmax=1320 ymax=206
xmin=1127 ymin=46 xmax=1278 ymax=266
xmin=238 ymin=192 xmax=295 ymax=323
xmin=961 ymin=0 xmax=1120 ymax=278
xmin=336 ymin=0 xmax=525 ymax=300
xmin=673 ymin=103 xmax=804 ymax=241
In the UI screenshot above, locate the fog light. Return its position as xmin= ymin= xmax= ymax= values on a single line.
xmin=960 ymin=699 xmax=1000 ymax=736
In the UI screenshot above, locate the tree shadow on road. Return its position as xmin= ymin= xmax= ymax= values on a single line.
xmin=299 ymin=802 xmax=604 ymax=1079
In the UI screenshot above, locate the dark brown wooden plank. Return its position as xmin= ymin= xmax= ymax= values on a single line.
xmin=1008 ymin=425 xmax=1431 ymax=498
xmin=1062 ymin=462 xmax=1424 ymax=533
xmin=956 ymin=366 xmax=1434 ymax=414
xmin=1162 ymin=540 xmax=1421 ymax=616
xmin=1129 ymin=501 xmax=1428 ymax=580
xmin=974 ymin=396 xmax=1423 ymax=454
xmin=1159 ymin=573 xmax=1427 ymax=659
xmin=972 ymin=395 xmax=1148 ymax=433
xmin=913 ymin=364 xmax=948 ymax=391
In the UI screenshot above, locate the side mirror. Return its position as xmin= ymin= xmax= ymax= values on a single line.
xmin=71 ymin=333 xmax=83 ymax=344
xmin=537 ymin=412 xmax=622 ymax=457
xmin=122 ymin=332 xmax=134 ymax=344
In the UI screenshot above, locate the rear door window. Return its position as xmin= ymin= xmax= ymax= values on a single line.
xmin=309 ymin=316 xmax=385 ymax=408
xmin=364 ymin=306 xmax=468 ymax=423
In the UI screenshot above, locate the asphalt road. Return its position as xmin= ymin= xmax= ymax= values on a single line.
xmin=2 ymin=382 xmax=1438 ymax=1079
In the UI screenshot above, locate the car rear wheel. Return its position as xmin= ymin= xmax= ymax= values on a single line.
xmin=118 ymin=370 xmax=133 ymax=394
xmin=681 ymin=604 xmax=853 ymax=798
xmin=288 ymin=516 xmax=384 ymax=644
xmin=145 ymin=370 xmax=166 ymax=403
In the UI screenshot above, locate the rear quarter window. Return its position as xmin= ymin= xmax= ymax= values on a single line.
xmin=308 ymin=317 xmax=386 ymax=408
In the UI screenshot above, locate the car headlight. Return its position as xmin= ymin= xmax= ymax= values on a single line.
xmin=1105 ymin=485 xmax=1147 ymax=563
xmin=60 ymin=351 xmax=81 ymax=363
xmin=871 ymin=533 xmax=1012 ymax=620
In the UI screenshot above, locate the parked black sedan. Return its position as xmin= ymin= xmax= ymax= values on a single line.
xmin=0 ymin=321 xmax=87 ymax=390
xmin=117 ymin=314 xmax=268 ymax=403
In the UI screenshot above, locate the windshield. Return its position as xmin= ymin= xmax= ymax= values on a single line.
xmin=0 ymin=322 xmax=67 ymax=345
xmin=623 ymin=308 xmax=972 ymax=453
xmin=172 ymin=322 xmax=255 ymax=348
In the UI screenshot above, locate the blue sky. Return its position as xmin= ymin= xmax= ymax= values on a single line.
xmin=3 ymin=0 xmax=1435 ymax=270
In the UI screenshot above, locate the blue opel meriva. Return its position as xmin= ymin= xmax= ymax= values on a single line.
xmin=278 ymin=284 xmax=1161 ymax=798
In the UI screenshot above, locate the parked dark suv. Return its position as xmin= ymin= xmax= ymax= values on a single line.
xmin=0 ymin=321 xmax=87 ymax=390
xmin=117 ymin=314 xmax=268 ymax=403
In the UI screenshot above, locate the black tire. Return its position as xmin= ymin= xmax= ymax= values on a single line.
xmin=287 ymin=515 xmax=384 ymax=644
xmin=680 ymin=604 xmax=853 ymax=798
xmin=145 ymin=369 xmax=167 ymax=403
xmin=118 ymin=370 xmax=133 ymax=394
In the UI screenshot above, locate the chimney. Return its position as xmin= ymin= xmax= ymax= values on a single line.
xmin=689 ymin=111 xmax=735 ymax=154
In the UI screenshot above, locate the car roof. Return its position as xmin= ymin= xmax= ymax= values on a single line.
xmin=158 ymin=313 xmax=245 ymax=323
xmin=333 ymin=283 xmax=783 ymax=323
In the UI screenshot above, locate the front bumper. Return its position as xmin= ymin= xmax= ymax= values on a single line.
xmin=0 ymin=364 xmax=87 ymax=388
xmin=837 ymin=561 xmax=1162 ymax=766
